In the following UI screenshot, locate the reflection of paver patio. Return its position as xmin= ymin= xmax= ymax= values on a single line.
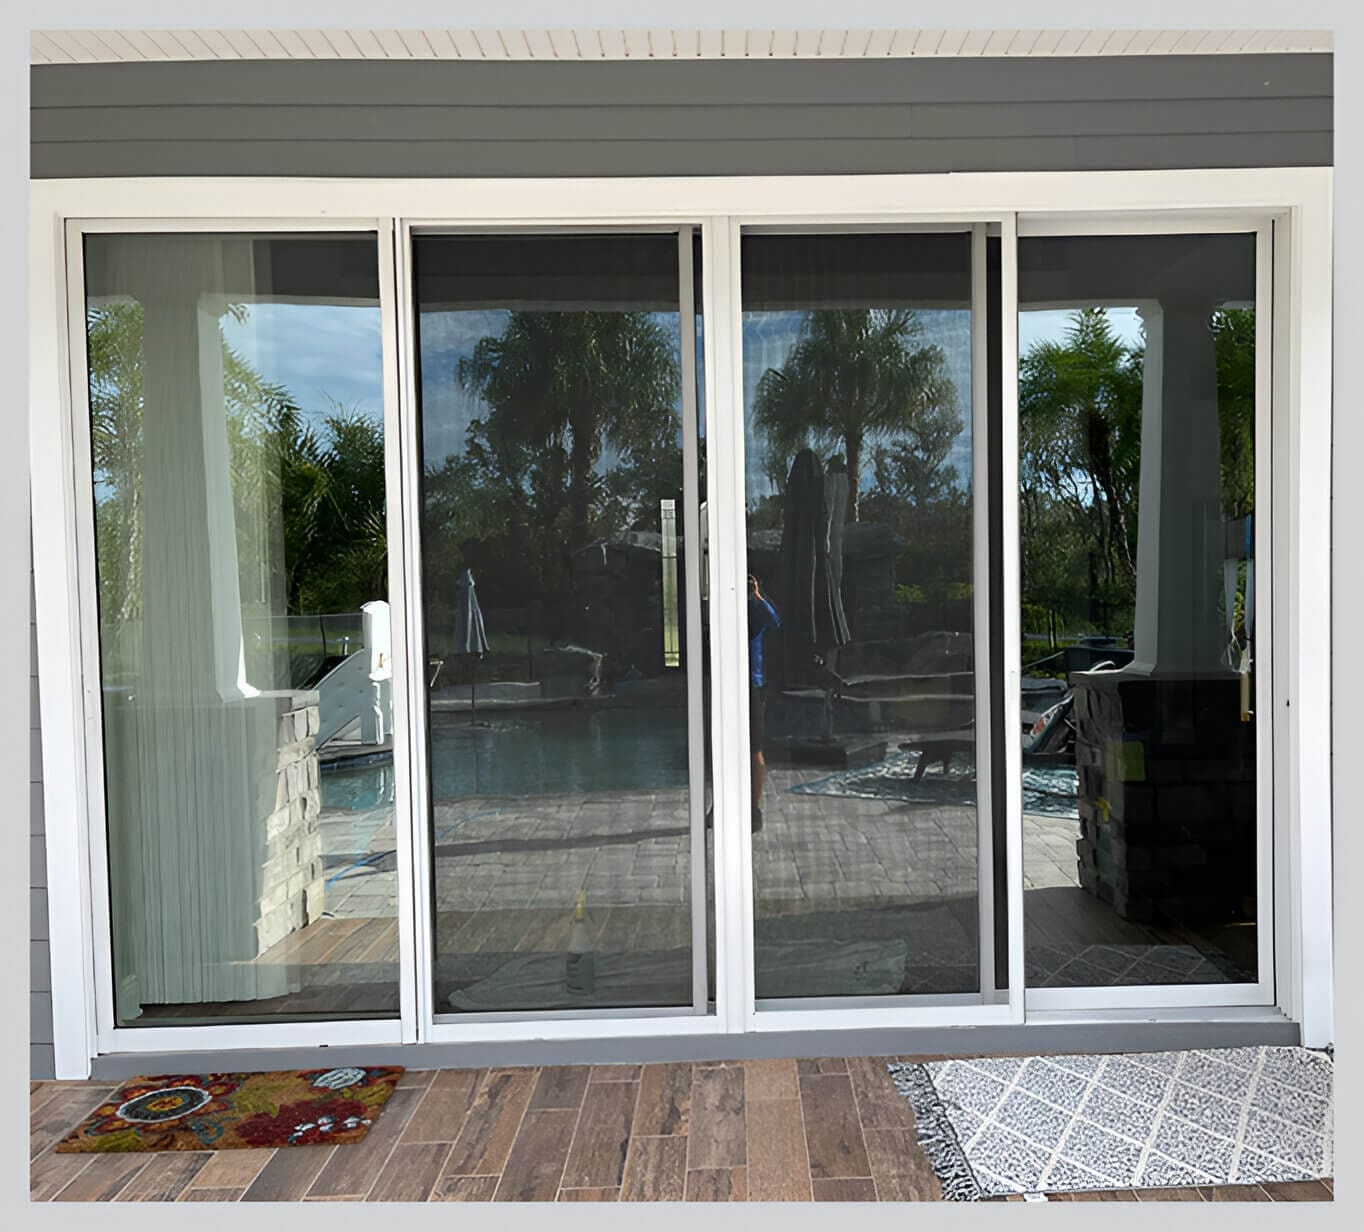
xmin=321 ymin=761 xmax=1079 ymax=924
xmin=173 ymin=759 xmax=1244 ymax=1019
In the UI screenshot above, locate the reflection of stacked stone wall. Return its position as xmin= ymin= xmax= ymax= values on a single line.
xmin=256 ymin=692 xmax=324 ymax=956
xmin=1073 ymin=673 xmax=1256 ymax=925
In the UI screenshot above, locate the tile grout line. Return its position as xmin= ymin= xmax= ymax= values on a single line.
xmin=43 ymin=1155 xmax=98 ymax=1201
xmin=433 ymin=1067 xmax=494 ymax=1189
xmin=680 ymin=1064 xmax=700 ymax=1177
xmin=614 ymin=1066 xmax=650 ymax=1199
xmin=418 ymin=1141 xmax=457 ymax=1201
xmin=843 ymin=1060 xmax=881 ymax=1200
xmin=492 ymin=1067 xmax=549 ymax=1201
xmin=553 ymin=1067 xmax=595 ymax=1201
xmin=186 ymin=1146 xmax=276 ymax=1196
xmin=357 ymin=1090 xmax=428 ymax=1201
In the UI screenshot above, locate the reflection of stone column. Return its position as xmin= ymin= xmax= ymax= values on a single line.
xmin=1131 ymin=301 xmax=1226 ymax=676
xmin=1072 ymin=297 xmax=1254 ymax=931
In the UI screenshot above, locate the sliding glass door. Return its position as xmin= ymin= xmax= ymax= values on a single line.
xmin=738 ymin=229 xmax=1005 ymax=1009
xmin=69 ymin=208 xmax=1276 ymax=1049
xmin=1015 ymin=227 xmax=1272 ymax=1005
xmin=83 ymin=231 xmax=400 ymax=1026
xmin=410 ymin=231 xmax=710 ymax=1017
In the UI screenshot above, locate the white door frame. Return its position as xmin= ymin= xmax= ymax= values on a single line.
xmin=30 ymin=169 xmax=1333 ymax=1077
xmin=1014 ymin=214 xmax=1278 ymax=1014
xmin=725 ymin=213 xmax=1025 ymax=1035
xmin=52 ymin=216 xmax=418 ymax=1057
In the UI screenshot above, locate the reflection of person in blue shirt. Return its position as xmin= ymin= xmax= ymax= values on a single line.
xmin=749 ymin=574 xmax=780 ymax=833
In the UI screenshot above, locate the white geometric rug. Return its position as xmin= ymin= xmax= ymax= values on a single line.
xmin=888 ymin=1047 xmax=1333 ymax=1200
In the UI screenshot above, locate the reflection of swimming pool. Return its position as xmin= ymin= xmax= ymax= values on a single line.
xmin=321 ymin=704 xmax=689 ymax=810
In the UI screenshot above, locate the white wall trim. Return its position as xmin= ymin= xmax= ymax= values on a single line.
xmin=30 ymin=200 xmax=96 ymax=1079
xmin=1283 ymin=182 xmax=1335 ymax=1049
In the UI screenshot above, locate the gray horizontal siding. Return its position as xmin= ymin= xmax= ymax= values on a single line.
xmin=31 ymin=54 xmax=1331 ymax=179
xmin=31 ymin=566 xmax=54 ymax=1079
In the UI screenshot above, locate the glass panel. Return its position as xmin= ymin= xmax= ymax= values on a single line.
xmin=85 ymin=232 xmax=397 ymax=1025
xmin=1017 ymin=233 xmax=1260 ymax=989
xmin=414 ymin=233 xmax=705 ymax=1014
xmin=741 ymin=232 xmax=984 ymax=1001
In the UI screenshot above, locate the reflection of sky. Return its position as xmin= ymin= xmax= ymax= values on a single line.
xmin=222 ymin=303 xmax=384 ymax=430
xmin=742 ymin=309 xmax=973 ymax=502
xmin=418 ymin=309 xmax=686 ymax=470
xmin=214 ymin=301 xmax=1142 ymax=473
xmin=1019 ymin=306 xmax=1144 ymax=354
xmin=419 ymin=308 xmax=512 ymax=464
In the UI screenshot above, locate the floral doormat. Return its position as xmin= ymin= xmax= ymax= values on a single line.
xmin=54 ymin=1066 xmax=404 ymax=1153
xmin=888 ymin=1047 xmax=1333 ymax=1199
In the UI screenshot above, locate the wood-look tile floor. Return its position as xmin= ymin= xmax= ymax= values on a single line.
xmin=30 ymin=1061 xmax=1335 ymax=1203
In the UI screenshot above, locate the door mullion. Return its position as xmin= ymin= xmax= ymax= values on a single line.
xmin=970 ymin=223 xmax=998 ymax=1003
xmin=388 ymin=218 xmax=433 ymax=1042
xmin=678 ymin=226 xmax=709 ymax=1015
xmin=1000 ymin=212 xmax=1026 ymax=1022
xmin=701 ymin=216 xmax=754 ymax=1034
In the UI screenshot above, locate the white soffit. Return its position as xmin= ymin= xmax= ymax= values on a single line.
xmin=30 ymin=29 xmax=1333 ymax=65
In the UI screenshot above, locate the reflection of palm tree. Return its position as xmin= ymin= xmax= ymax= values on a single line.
xmin=89 ymin=299 xmax=387 ymax=624
xmin=753 ymin=309 xmax=955 ymax=521
xmin=1019 ymin=308 xmax=1142 ymax=591
xmin=458 ymin=311 xmax=681 ymax=549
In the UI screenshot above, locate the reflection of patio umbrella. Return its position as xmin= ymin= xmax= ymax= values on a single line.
xmin=779 ymin=448 xmax=850 ymax=684
xmin=824 ymin=454 xmax=851 ymax=641
xmin=453 ymin=568 xmax=490 ymax=722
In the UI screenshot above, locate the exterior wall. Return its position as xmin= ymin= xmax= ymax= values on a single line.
xmin=31 ymin=566 xmax=53 ymax=1079
xmin=31 ymin=55 xmax=1331 ymax=180
xmin=28 ymin=53 xmax=1333 ymax=1070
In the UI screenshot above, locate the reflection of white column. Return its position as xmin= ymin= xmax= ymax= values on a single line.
xmin=109 ymin=238 xmax=286 ymax=1009
xmin=198 ymin=294 xmax=256 ymax=700
xmin=362 ymin=599 xmax=392 ymax=742
xmin=1130 ymin=300 xmax=1227 ymax=675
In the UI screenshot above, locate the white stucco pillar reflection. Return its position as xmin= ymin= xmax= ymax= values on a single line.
xmin=1129 ymin=299 xmax=1228 ymax=677
xmin=103 ymin=235 xmax=285 ymax=1011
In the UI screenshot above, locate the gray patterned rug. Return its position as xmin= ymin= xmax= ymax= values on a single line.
xmin=888 ymin=1047 xmax=1333 ymax=1199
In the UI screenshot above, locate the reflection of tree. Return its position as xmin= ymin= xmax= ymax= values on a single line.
xmin=422 ymin=311 xmax=683 ymax=653
xmin=1018 ymin=306 xmax=1256 ymax=645
xmin=753 ymin=309 xmax=956 ymax=521
xmin=1020 ymin=308 xmax=1142 ymax=603
xmin=267 ymin=406 xmax=387 ymax=613
xmin=89 ymin=301 xmax=386 ymax=632
xmin=1212 ymin=309 xmax=1255 ymax=520
xmin=862 ymin=400 xmax=971 ymax=603
xmin=457 ymin=312 xmax=681 ymax=551
xmin=88 ymin=303 xmax=147 ymax=625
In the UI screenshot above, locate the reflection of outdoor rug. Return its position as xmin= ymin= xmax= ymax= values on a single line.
xmin=1027 ymin=941 xmax=1247 ymax=987
xmin=790 ymin=751 xmax=1079 ymax=818
xmin=446 ymin=940 xmax=908 ymax=1010
xmin=888 ymin=1047 xmax=1333 ymax=1199
xmin=55 ymin=1067 xmax=404 ymax=1153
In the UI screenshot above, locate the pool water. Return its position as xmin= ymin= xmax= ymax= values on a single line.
xmin=321 ymin=704 xmax=689 ymax=811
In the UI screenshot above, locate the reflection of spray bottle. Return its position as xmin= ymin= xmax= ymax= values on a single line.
xmin=566 ymin=890 xmax=595 ymax=996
